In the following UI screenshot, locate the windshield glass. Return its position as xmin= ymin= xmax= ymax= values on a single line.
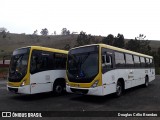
xmin=8 ymin=48 xmax=30 ymax=82
xmin=67 ymin=45 xmax=99 ymax=83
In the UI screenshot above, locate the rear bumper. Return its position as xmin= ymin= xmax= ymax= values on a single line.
xmin=7 ymin=85 xmax=31 ymax=94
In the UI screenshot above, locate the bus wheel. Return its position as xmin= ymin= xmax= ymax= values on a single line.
xmin=115 ymin=81 xmax=123 ymax=97
xmin=53 ymin=81 xmax=65 ymax=95
xmin=144 ymin=76 xmax=149 ymax=87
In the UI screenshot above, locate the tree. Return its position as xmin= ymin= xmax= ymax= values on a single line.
xmin=0 ymin=27 xmax=7 ymax=32
xmin=125 ymin=39 xmax=140 ymax=52
xmin=125 ymin=34 xmax=151 ymax=54
xmin=76 ymin=31 xmax=99 ymax=46
xmin=102 ymin=34 xmax=114 ymax=45
xmin=113 ymin=33 xmax=125 ymax=48
xmin=157 ymin=47 xmax=160 ymax=53
xmin=158 ymin=47 xmax=160 ymax=71
xmin=0 ymin=27 xmax=7 ymax=38
xmin=40 ymin=28 xmax=49 ymax=36
xmin=135 ymin=34 xmax=151 ymax=54
xmin=66 ymin=30 xmax=70 ymax=35
xmin=61 ymin=28 xmax=70 ymax=35
xmin=139 ymin=40 xmax=151 ymax=54
xmin=54 ymin=31 xmax=56 ymax=35
xmin=61 ymin=28 xmax=67 ymax=35
xmin=33 ymin=29 xmax=38 ymax=35
xmin=150 ymin=50 xmax=160 ymax=74
xmin=76 ymin=31 xmax=91 ymax=46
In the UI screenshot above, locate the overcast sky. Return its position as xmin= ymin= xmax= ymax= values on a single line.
xmin=1 ymin=0 xmax=160 ymax=40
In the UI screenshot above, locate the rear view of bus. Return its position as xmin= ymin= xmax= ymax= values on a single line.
xmin=7 ymin=46 xmax=68 ymax=95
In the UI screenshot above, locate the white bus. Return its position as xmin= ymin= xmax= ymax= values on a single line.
xmin=7 ymin=46 xmax=68 ymax=95
xmin=66 ymin=44 xmax=155 ymax=96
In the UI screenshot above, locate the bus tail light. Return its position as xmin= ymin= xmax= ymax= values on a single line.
xmin=91 ymin=80 xmax=99 ymax=88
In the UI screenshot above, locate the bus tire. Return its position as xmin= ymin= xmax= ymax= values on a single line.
xmin=115 ymin=81 xmax=123 ymax=97
xmin=53 ymin=80 xmax=65 ymax=95
xmin=144 ymin=76 xmax=149 ymax=87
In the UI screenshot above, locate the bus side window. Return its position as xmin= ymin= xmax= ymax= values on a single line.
xmin=150 ymin=58 xmax=154 ymax=67
xmin=145 ymin=58 xmax=150 ymax=68
xmin=30 ymin=50 xmax=42 ymax=74
xmin=106 ymin=55 xmax=111 ymax=64
xmin=140 ymin=57 xmax=145 ymax=67
xmin=30 ymin=55 xmax=37 ymax=74
xmin=102 ymin=55 xmax=106 ymax=66
xmin=102 ymin=55 xmax=112 ymax=68
xmin=54 ymin=53 xmax=67 ymax=69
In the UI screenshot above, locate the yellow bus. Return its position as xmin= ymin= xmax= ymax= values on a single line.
xmin=7 ymin=46 xmax=68 ymax=95
xmin=66 ymin=44 xmax=155 ymax=96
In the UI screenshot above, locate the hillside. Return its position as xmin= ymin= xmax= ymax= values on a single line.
xmin=0 ymin=33 xmax=160 ymax=59
xmin=0 ymin=33 xmax=78 ymax=59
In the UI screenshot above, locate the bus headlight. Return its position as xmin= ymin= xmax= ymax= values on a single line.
xmin=20 ymin=80 xmax=26 ymax=86
xmin=91 ymin=80 xmax=99 ymax=88
xmin=66 ymin=82 xmax=69 ymax=86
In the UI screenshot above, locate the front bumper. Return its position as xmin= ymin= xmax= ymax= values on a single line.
xmin=7 ymin=85 xmax=31 ymax=94
xmin=66 ymin=85 xmax=103 ymax=96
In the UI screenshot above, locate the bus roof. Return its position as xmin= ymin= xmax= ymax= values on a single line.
xmin=16 ymin=46 xmax=68 ymax=54
xmin=70 ymin=44 xmax=153 ymax=59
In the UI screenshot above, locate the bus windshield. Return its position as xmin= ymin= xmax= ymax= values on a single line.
xmin=8 ymin=48 xmax=30 ymax=82
xmin=67 ymin=46 xmax=99 ymax=83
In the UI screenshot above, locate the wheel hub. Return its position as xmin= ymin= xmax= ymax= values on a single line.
xmin=56 ymin=85 xmax=62 ymax=93
xmin=117 ymin=85 xmax=122 ymax=95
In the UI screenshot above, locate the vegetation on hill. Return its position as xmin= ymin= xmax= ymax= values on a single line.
xmin=0 ymin=31 xmax=160 ymax=74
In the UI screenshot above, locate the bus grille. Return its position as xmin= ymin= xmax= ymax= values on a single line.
xmin=8 ymin=87 xmax=18 ymax=93
xmin=70 ymin=88 xmax=88 ymax=94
